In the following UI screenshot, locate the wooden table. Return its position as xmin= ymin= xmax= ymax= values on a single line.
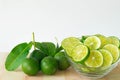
xmin=0 ymin=52 xmax=120 ymax=80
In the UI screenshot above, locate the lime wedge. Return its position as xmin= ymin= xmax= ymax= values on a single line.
xmin=85 ymin=50 xmax=103 ymax=68
xmin=103 ymin=44 xmax=119 ymax=63
xmin=99 ymin=49 xmax=113 ymax=69
xmin=84 ymin=36 xmax=101 ymax=49
xmin=107 ymin=36 xmax=120 ymax=47
xmin=95 ymin=34 xmax=107 ymax=48
xmin=61 ymin=37 xmax=82 ymax=56
xmin=71 ymin=45 xmax=89 ymax=62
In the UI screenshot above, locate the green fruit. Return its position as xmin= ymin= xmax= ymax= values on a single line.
xmin=85 ymin=50 xmax=103 ymax=68
xmin=71 ymin=44 xmax=89 ymax=62
xmin=30 ymin=49 xmax=46 ymax=62
xmin=80 ymin=35 xmax=90 ymax=43
xmin=84 ymin=36 xmax=101 ymax=49
xmin=22 ymin=58 xmax=39 ymax=76
xmin=107 ymin=36 xmax=120 ymax=47
xmin=41 ymin=56 xmax=58 ymax=75
xmin=95 ymin=34 xmax=107 ymax=48
xmin=54 ymin=52 xmax=70 ymax=70
xmin=103 ymin=44 xmax=119 ymax=63
xmin=99 ymin=49 xmax=113 ymax=69
xmin=61 ymin=37 xmax=82 ymax=57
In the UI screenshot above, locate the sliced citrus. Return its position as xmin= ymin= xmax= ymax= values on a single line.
xmin=85 ymin=50 xmax=103 ymax=68
xmin=84 ymin=36 xmax=101 ymax=49
xmin=71 ymin=45 xmax=89 ymax=62
xmin=61 ymin=37 xmax=82 ymax=56
xmin=99 ymin=49 xmax=113 ymax=69
xmin=80 ymin=35 xmax=90 ymax=43
xmin=95 ymin=34 xmax=107 ymax=48
xmin=107 ymin=36 xmax=120 ymax=47
xmin=103 ymin=44 xmax=119 ymax=63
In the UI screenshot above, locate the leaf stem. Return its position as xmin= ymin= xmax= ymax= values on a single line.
xmin=32 ymin=32 xmax=36 ymax=50
xmin=55 ymin=37 xmax=59 ymax=47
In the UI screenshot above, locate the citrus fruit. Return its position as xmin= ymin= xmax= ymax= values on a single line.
xmin=99 ymin=49 xmax=113 ymax=69
xmin=71 ymin=44 xmax=89 ymax=62
xmin=80 ymin=35 xmax=90 ymax=43
xmin=85 ymin=50 xmax=103 ymax=68
xmin=107 ymin=36 xmax=120 ymax=47
xmin=41 ymin=56 xmax=58 ymax=75
xmin=103 ymin=44 xmax=119 ymax=63
xmin=54 ymin=52 xmax=70 ymax=70
xmin=30 ymin=49 xmax=46 ymax=62
xmin=61 ymin=37 xmax=82 ymax=56
xmin=84 ymin=36 xmax=101 ymax=49
xmin=22 ymin=58 xmax=39 ymax=76
xmin=95 ymin=34 xmax=107 ymax=48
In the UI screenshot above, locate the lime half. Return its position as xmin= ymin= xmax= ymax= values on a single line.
xmin=99 ymin=49 xmax=113 ymax=69
xmin=61 ymin=37 xmax=82 ymax=56
xmin=71 ymin=45 xmax=89 ymax=62
xmin=107 ymin=36 xmax=120 ymax=47
xmin=84 ymin=36 xmax=101 ymax=50
xmin=85 ymin=50 xmax=103 ymax=68
xmin=103 ymin=44 xmax=119 ymax=63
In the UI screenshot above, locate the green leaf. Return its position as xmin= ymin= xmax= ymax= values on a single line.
xmin=5 ymin=42 xmax=32 ymax=71
xmin=35 ymin=42 xmax=56 ymax=56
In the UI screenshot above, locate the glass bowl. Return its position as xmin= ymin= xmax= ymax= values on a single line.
xmin=65 ymin=52 xmax=120 ymax=79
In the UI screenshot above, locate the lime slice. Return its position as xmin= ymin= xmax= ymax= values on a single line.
xmin=95 ymin=34 xmax=107 ymax=48
xmin=80 ymin=35 xmax=90 ymax=43
xmin=99 ymin=49 xmax=113 ymax=69
xmin=61 ymin=37 xmax=82 ymax=56
xmin=85 ymin=50 xmax=103 ymax=68
xmin=81 ymin=67 xmax=90 ymax=73
xmin=103 ymin=44 xmax=119 ymax=63
xmin=84 ymin=36 xmax=101 ymax=49
xmin=71 ymin=45 xmax=89 ymax=62
xmin=107 ymin=36 xmax=120 ymax=47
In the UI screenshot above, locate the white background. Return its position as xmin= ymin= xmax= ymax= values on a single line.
xmin=0 ymin=0 xmax=120 ymax=52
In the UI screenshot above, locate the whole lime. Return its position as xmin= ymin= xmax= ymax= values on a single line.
xmin=30 ymin=49 xmax=46 ymax=62
xmin=41 ymin=56 xmax=58 ymax=75
xmin=22 ymin=58 xmax=39 ymax=76
xmin=54 ymin=52 xmax=70 ymax=70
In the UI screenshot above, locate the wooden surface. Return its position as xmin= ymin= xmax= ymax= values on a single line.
xmin=0 ymin=52 xmax=120 ymax=80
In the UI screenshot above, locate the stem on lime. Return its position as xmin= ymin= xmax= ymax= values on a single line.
xmin=32 ymin=32 xmax=36 ymax=50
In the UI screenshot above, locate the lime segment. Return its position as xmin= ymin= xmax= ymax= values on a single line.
xmin=84 ymin=36 xmax=101 ymax=49
xmin=99 ymin=49 xmax=113 ymax=69
xmin=103 ymin=44 xmax=119 ymax=63
xmin=85 ymin=50 xmax=103 ymax=68
xmin=71 ymin=45 xmax=89 ymax=62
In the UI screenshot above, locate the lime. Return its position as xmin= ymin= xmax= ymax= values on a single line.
xmin=22 ymin=58 xmax=39 ymax=76
xmin=107 ymin=36 xmax=120 ymax=47
xmin=41 ymin=56 xmax=58 ymax=75
xmin=84 ymin=36 xmax=101 ymax=49
xmin=85 ymin=50 xmax=103 ymax=68
xmin=99 ymin=49 xmax=113 ymax=69
xmin=30 ymin=49 xmax=46 ymax=62
xmin=103 ymin=44 xmax=119 ymax=63
xmin=95 ymin=34 xmax=107 ymax=48
xmin=71 ymin=44 xmax=89 ymax=62
xmin=54 ymin=52 xmax=70 ymax=70
xmin=80 ymin=35 xmax=90 ymax=43
xmin=81 ymin=67 xmax=90 ymax=73
xmin=61 ymin=37 xmax=82 ymax=56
